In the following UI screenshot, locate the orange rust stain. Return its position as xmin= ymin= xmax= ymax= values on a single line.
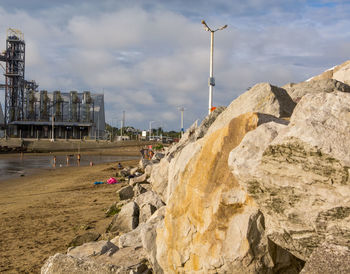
xmin=162 ymin=112 xmax=261 ymax=271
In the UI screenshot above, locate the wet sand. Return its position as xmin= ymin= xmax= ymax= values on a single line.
xmin=0 ymin=157 xmax=139 ymax=273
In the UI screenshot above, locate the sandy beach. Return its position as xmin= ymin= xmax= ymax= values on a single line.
xmin=0 ymin=154 xmax=139 ymax=273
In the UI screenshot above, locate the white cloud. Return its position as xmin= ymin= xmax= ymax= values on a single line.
xmin=0 ymin=1 xmax=350 ymax=130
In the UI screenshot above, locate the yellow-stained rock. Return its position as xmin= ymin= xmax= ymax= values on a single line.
xmin=156 ymin=113 xmax=281 ymax=273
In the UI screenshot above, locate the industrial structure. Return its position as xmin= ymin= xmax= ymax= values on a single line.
xmin=0 ymin=28 xmax=105 ymax=139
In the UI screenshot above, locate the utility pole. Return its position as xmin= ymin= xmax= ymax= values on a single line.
xmin=149 ymin=121 xmax=155 ymax=140
xmin=51 ymin=108 xmax=55 ymax=142
xmin=201 ymin=20 xmax=227 ymax=114
xmin=121 ymin=110 xmax=125 ymax=137
xmin=178 ymin=107 xmax=185 ymax=137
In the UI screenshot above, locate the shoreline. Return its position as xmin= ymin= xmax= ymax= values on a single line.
xmin=0 ymin=157 xmax=139 ymax=273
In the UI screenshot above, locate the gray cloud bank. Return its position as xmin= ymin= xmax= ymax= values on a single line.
xmin=0 ymin=0 xmax=349 ymax=130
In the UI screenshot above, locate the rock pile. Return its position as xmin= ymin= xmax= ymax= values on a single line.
xmin=42 ymin=62 xmax=350 ymax=273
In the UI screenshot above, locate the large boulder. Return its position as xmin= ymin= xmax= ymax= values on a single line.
xmin=117 ymin=185 xmax=134 ymax=201
xmin=149 ymin=158 xmax=169 ymax=201
xmin=134 ymin=191 xmax=165 ymax=223
xmin=229 ymin=91 xmax=350 ymax=261
xmin=206 ymin=82 xmax=295 ymax=136
xmin=308 ymin=60 xmax=350 ymax=85
xmin=118 ymin=224 xmax=145 ymax=248
xmin=41 ymin=253 xmax=120 ymax=274
xmin=107 ymin=202 xmax=139 ymax=234
xmin=283 ymin=78 xmax=350 ymax=103
xmin=141 ymin=207 xmax=166 ymax=274
xmin=156 ymin=112 xmax=301 ymax=273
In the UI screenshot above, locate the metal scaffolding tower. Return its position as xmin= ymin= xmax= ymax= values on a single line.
xmin=3 ymin=29 xmax=26 ymax=125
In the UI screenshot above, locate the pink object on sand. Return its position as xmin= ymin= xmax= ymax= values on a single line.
xmin=107 ymin=177 xmax=118 ymax=184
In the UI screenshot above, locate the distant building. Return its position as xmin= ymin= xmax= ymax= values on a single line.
xmin=9 ymin=90 xmax=105 ymax=139
xmin=0 ymin=28 xmax=106 ymax=139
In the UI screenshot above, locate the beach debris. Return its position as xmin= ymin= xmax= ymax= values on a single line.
xmin=107 ymin=177 xmax=118 ymax=184
xmin=94 ymin=181 xmax=104 ymax=185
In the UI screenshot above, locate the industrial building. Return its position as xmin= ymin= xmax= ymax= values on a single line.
xmin=0 ymin=28 xmax=105 ymax=139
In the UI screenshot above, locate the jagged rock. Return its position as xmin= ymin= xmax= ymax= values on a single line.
xmin=41 ymin=253 xmax=120 ymax=274
xmin=139 ymin=158 xmax=151 ymax=169
xmin=141 ymin=207 xmax=166 ymax=274
xmin=117 ymin=185 xmax=134 ymax=201
xmin=129 ymin=173 xmax=147 ymax=186
xmin=67 ymin=241 xmax=118 ymax=258
xmin=194 ymin=106 xmax=226 ymax=139
xmin=107 ymin=202 xmax=139 ymax=234
xmin=118 ymin=224 xmax=145 ymax=248
xmin=129 ymin=167 xmax=140 ymax=175
xmin=149 ymin=159 xmax=169 ymax=201
xmin=300 ymin=243 xmax=350 ymax=274
xmin=156 ymin=112 xmax=301 ymax=273
xmin=308 ymin=60 xmax=350 ymax=85
xmin=229 ymin=91 xmax=350 ymax=261
xmin=119 ymin=168 xmax=130 ymax=177
xmin=133 ymin=183 xmax=148 ymax=197
xmin=283 ymin=78 xmax=350 ymax=102
xmin=228 ymin=121 xmax=287 ymax=181
xmin=134 ymin=191 xmax=164 ymax=211
xmin=68 ymin=231 xmax=100 ymax=248
xmin=139 ymin=203 xmax=157 ymax=223
xmin=152 ymin=152 xmax=165 ymax=161
xmin=42 ymin=247 xmax=152 ymax=274
xmin=94 ymin=245 xmax=150 ymax=273
xmin=144 ymin=165 xmax=153 ymax=177
xmin=206 ymin=82 xmax=295 ymax=137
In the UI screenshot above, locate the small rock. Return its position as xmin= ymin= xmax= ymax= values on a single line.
xmin=67 ymin=240 xmax=118 ymax=258
xmin=68 ymin=231 xmax=100 ymax=248
xmin=133 ymin=184 xmax=148 ymax=197
xmin=129 ymin=173 xmax=147 ymax=186
xmin=130 ymin=167 xmax=140 ymax=175
xmin=117 ymin=185 xmax=134 ymax=200
xmin=107 ymin=202 xmax=139 ymax=234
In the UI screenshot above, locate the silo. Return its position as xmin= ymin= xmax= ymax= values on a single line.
xmin=40 ymin=90 xmax=49 ymax=121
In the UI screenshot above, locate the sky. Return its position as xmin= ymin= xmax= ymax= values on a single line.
xmin=0 ymin=0 xmax=350 ymax=131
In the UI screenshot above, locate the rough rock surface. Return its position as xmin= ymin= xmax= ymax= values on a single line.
xmin=229 ymin=91 xmax=350 ymax=261
xmin=206 ymin=82 xmax=295 ymax=136
xmin=41 ymin=253 xmax=120 ymax=274
xmin=68 ymin=232 xmax=100 ymax=248
xmin=300 ymin=243 xmax=350 ymax=274
xmin=140 ymin=207 xmax=166 ymax=274
xmin=118 ymin=224 xmax=144 ymax=248
xmin=117 ymin=185 xmax=134 ymax=200
xmin=42 ymin=246 xmax=151 ymax=274
xmin=308 ymin=60 xmax=350 ymax=85
xmin=129 ymin=173 xmax=147 ymax=186
xmin=67 ymin=241 xmax=118 ymax=258
xmin=107 ymin=202 xmax=139 ymax=234
xmin=283 ymin=78 xmax=350 ymax=102
xmin=156 ymin=112 xmax=302 ymax=273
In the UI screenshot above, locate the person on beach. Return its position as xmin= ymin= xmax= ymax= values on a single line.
xmin=77 ymin=154 xmax=81 ymax=166
xmin=140 ymin=146 xmax=147 ymax=158
xmin=118 ymin=163 xmax=123 ymax=169
xmin=53 ymin=156 xmax=57 ymax=167
xmin=66 ymin=155 xmax=69 ymax=166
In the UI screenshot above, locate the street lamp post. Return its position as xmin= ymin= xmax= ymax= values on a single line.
xmin=178 ymin=107 xmax=185 ymax=137
xmin=149 ymin=121 xmax=155 ymax=140
xmin=201 ymin=20 xmax=227 ymax=115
